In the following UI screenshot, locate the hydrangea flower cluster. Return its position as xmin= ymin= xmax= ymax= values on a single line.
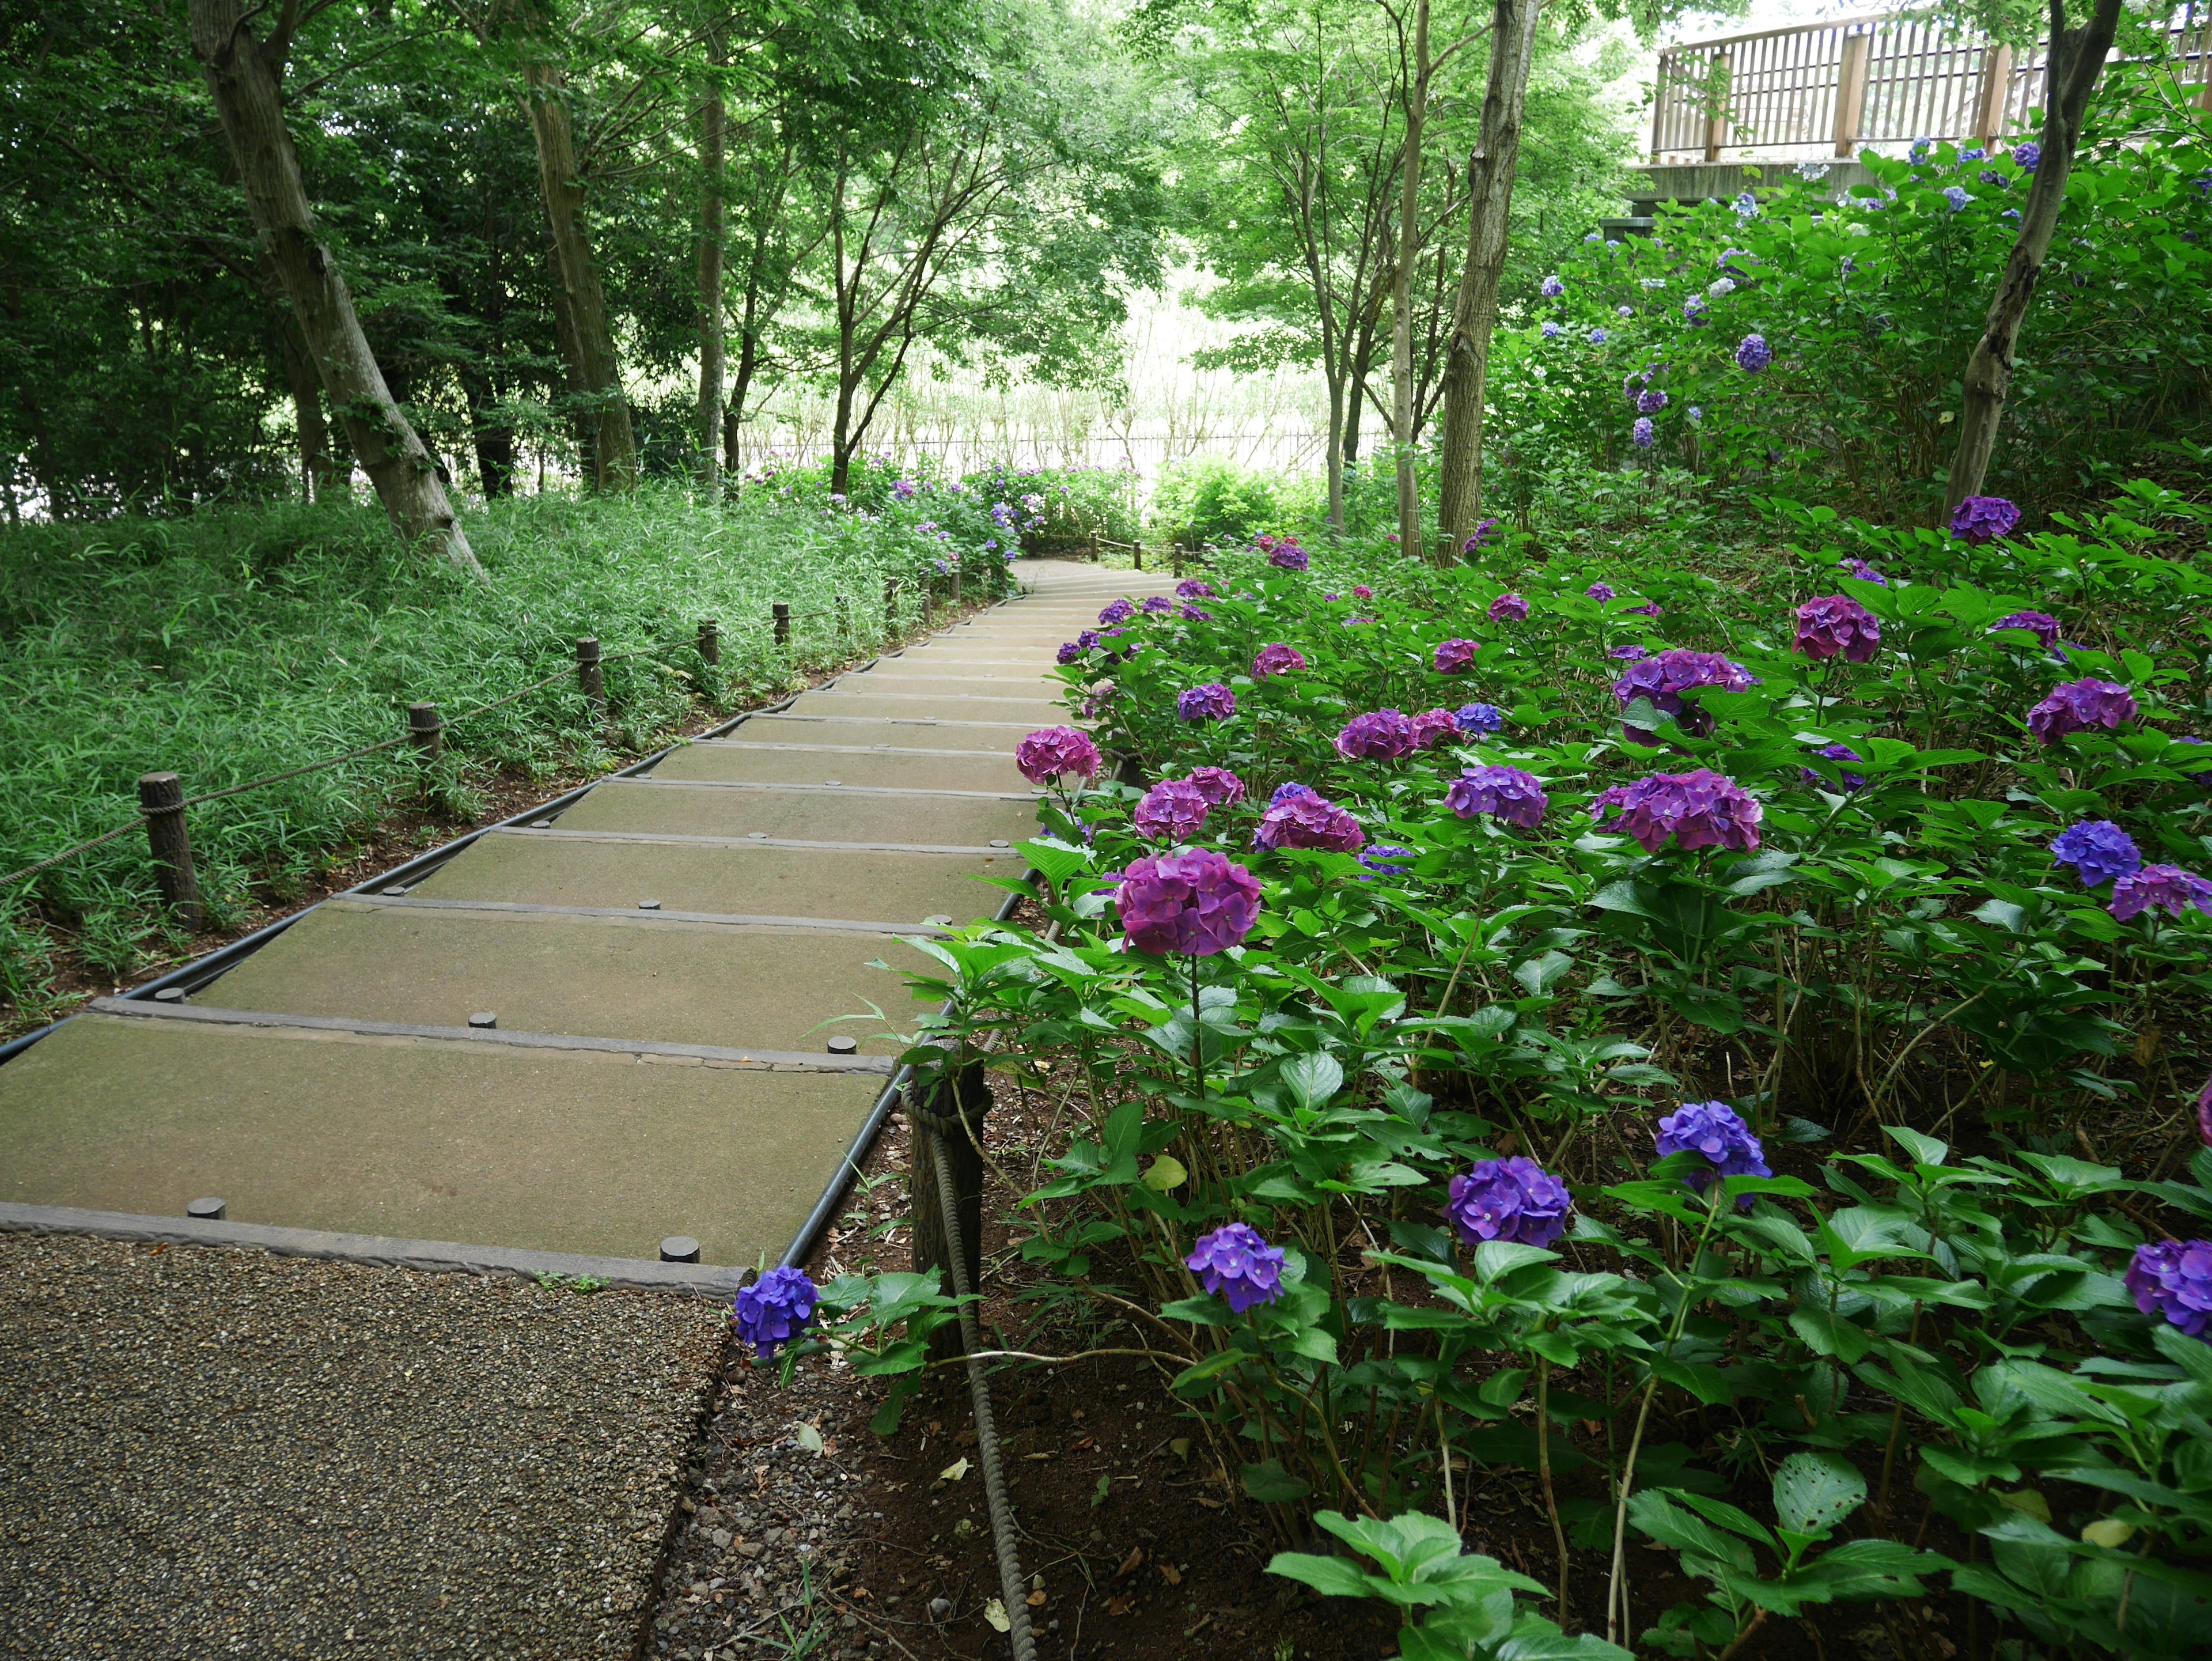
xmin=1445 ymin=1157 xmax=1573 ymax=1248
xmin=1736 ymin=334 xmax=1772 ymax=372
xmin=1141 ymin=595 xmax=1173 ymax=615
xmin=1800 ymin=743 xmax=1866 ymax=790
xmin=1488 ymin=592 xmax=1529 ymax=623
xmin=1610 ymin=645 xmax=1648 ymax=661
xmin=1637 ymin=389 xmax=1669 ymax=415
xmin=1950 ymin=495 xmax=2021 ymax=543
xmin=733 ymin=1266 xmax=819 ymax=1360
xmin=2111 ymin=865 xmax=2212 ymax=922
xmin=2027 ymin=679 xmax=2137 ymax=744
xmin=1016 ymin=725 xmax=1101 ymax=786
xmin=2126 ymin=1240 xmax=2212 ymax=1338
xmin=1257 ymin=535 xmax=1309 ymax=570
xmin=1683 ymin=293 xmax=1708 ymax=324
xmin=1844 ymin=558 xmax=1887 ymax=585
xmin=1185 ymin=1222 xmax=1285 ymax=1314
xmin=1358 ymin=843 xmax=1416 ymax=880
xmin=1117 ymin=849 xmax=1261 ymax=956
xmin=1336 ymin=709 xmax=1417 ymax=760
xmin=1251 ymin=642 xmax=1307 ymax=679
xmin=1176 ymin=578 xmax=1216 ymax=599
xmin=1446 ymin=766 xmax=1549 ymax=829
xmin=1253 ymin=788 xmax=1366 ymax=853
xmin=1989 ymin=610 xmax=2061 ymax=649
xmin=1097 ymin=599 xmax=1135 ymax=625
xmin=1586 ymin=581 xmax=1616 ymax=601
xmin=1612 ymin=649 xmax=1758 ymax=740
xmin=1591 ymin=769 xmax=1763 ymax=853
xmin=1187 ymin=766 xmax=1246 ymax=807
xmin=1133 ymin=780 xmax=1211 ymax=843
xmin=1434 ymin=637 xmax=1479 ymax=674
xmin=2051 ymin=821 xmax=2142 ymax=888
xmin=1944 ymin=185 xmax=1971 ymax=211
xmin=1540 ymin=274 xmax=1565 ymax=297
xmin=1656 ymin=1102 xmax=1772 ymax=1200
xmin=1409 ymin=708 xmax=1460 ymax=750
xmin=1794 ymin=595 xmax=1883 ymax=663
xmin=2013 ymin=141 xmax=2040 ymax=170
xmin=1633 ymin=418 xmax=1656 ymax=449
xmin=1177 ymin=683 xmax=1238 ymax=722
xmin=1465 ymin=519 xmax=1502 ymax=551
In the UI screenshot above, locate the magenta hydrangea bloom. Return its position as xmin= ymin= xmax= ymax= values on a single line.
xmin=1178 ymin=683 xmax=1238 ymax=722
xmin=1185 ymin=1222 xmax=1286 ymax=1314
xmin=1187 ymin=766 xmax=1247 ymax=807
xmin=1409 ymin=708 xmax=1460 ymax=751
xmin=1352 ymin=585 xmax=1374 ymax=599
xmin=1446 ymin=766 xmax=1548 ymax=829
xmin=1433 ymin=637 xmax=1479 ymax=674
xmin=1610 ymin=644 xmax=1648 ymax=661
xmin=1336 ymin=710 xmax=1418 ymax=760
xmin=2050 ymin=821 xmax=2142 ymax=888
xmin=1117 ymin=849 xmax=1262 ymax=956
xmin=1989 ymin=610 xmax=2060 ymax=649
xmin=1586 ymin=581 xmax=1616 ymax=601
xmin=1794 ymin=595 xmax=1882 ymax=663
xmin=1252 ymin=642 xmax=1307 ymax=679
xmin=1591 ymin=769 xmax=1763 ymax=853
xmin=1133 ymin=780 xmax=1211 ymax=843
xmin=1176 ymin=578 xmax=1216 ymax=599
xmin=1455 ymin=702 xmax=1505 ymax=735
xmin=1016 ymin=725 xmax=1102 ymax=786
xmin=1253 ymin=790 xmax=1366 ymax=853
xmin=2027 ymin=679 xmax=2138 ymax=744
xmin=2110 ymin=865 xmax=2212 ymax=922
xmin=1736 ymin=334 xmax=1772 ymax=372
xmin=1612 ymin=649 xmax=1758 ymax=741
xmin=1800 ymin=743 xmax=1866 ymax=791
xmin=2127 ymin=1240 xmax=2212 ymax=1338
xmin=1488 ymin=592 xmax=1529 ymax=623
xmin=1445 ymin=1157 xmax=1573 ymax=1248
xmin=1656 ymin=1102 xmax=1771 ymax=1203
xmin=1262 ymin=536 xmax=1309 ymax=571
xmin=733 ymin=1266 xmax=819 ymax=1360
xmin=1463 ymin=519 xmax=1502 ymax=553
xmin=1098 ymin=599 xmax=1136 ymax=625
xmin=1950 ymin=495 xmax=2021 ymax=544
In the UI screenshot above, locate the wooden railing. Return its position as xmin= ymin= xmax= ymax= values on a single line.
xmin=1650 ymin=5 xmax=2212 ymax=164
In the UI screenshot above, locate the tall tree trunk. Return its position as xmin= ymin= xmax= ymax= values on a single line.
xmin=1942 ymin=0 xmax=2123 ymax=513
xmin=696 ymin=40 xmax=726 ymax=498
xmin=188 ymin=0 xmax=479 ymax=572
xmin=544 ymin=233 xmax=599 ymax=486
xmin=518 ymin=55 xmax=638 ymax=490
xmin=1392 ymin=0 xmax=1430 ymax=557
xmin=457 ymin=364 xmax=516 ymax=497
xmin=1435 ymin=0 xmax=1543 ymax=555
xmin=274 ymin=317 xmax=335 ymax=500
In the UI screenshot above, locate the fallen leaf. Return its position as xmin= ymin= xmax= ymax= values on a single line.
xmin=1158 ymin=1562 xmax=1183 ymax=1587
xmin=795 ymin=1424 xmax=824 ymax=1455
xmin=1107 ymin=1595 xmax=1134 ymax=1618
xmin=1114 ymin=1546 xmax=1145 ymax=1580
xmin=1168 ymin=1437 xmax=1191 ymax=1462
xmin=1196 ymin=1496 xmax=1225 ymax=1510
xmin=939 ymin=1458 xmax=971 ymax=1483
xmin=1068 ymin=1436 xmax=1094 ymax=1452
xmin=983 ymin=1598 xmax=1010 ymax=1633
xmin=1026 ymin=1590 xmax=1048 ymax=1607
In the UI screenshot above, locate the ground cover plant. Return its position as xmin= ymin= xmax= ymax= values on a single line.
xmin=757 ymin=484 xmax=2212 ymax=1659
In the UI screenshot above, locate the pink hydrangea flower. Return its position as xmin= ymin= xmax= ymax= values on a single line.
xmin=1116 ymin=849 xmax=1262 ymax=956
xmin=1409 ymin=709 xmax=1460 ymax=750
xmin=1016 ymin=726 xmax=1101 ymax=786
xmin=1253 ymin=789 xmax=1365 ymax=853
xmin=1251 ymin=642 xmax=1306 ymax=679
xmin=1794 ymin=595 xmax=1882 ymax=663
xmin=1434 ymin=638 xmax=1479 ymax=674
xmin=1133 ymin=780 xmax=1211 ymax=842
xmin=2027 ymin=679 xmax=2137 ymax=744
xmin=1186 ymin=767 xmax=1247 ymax=807
xmin=1488 ymin=592 xmax=1529 ymax=623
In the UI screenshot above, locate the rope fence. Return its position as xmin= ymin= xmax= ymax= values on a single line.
xmin=0 ymin=573 xmax=978 ymax=913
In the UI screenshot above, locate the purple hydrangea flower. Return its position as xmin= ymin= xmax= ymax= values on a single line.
xmin=1591 ymin=769 xmax=1763 ymax=853
xmin=1352 ymin=584 xmax=1374 ymax=599
xmin=1616 ymin=304 xmax=1634 ymax=319
xmin=1178 ymin=683 xmax=1238 ymax=722
xmin=1117 ymin=849 xmax=1262 ymax=955
xmin=1950 ymin=495 xmax=2021 ymax=544
xmin=1800 ymin=743 xmax=1866 ymax=791
xmin=1989 ymin=610 xmax=2061 ymax=649
xmin=1540 ymin=274 xmax=1565 ymax=297
xmin=2050 ymin=820 xmax=2142 ymax=888
xmin=1409 ymin=708 xmax=1460 ymax=751
xmin=1446 ymin=765 xmax=1548 ymax=829
xmin=1612 ymin=649 xmax=1758 ymax=741
xmin=1794 ymin=595 xmax=1883 ymax=663
xmin=2027 ymin=679 xmax=2138 ymax=744
xmin=1134 ymin=780 xmax=1211 ymax=843
xmin=1434 ymin=638 xmax=1479 ymax=674
xmin=1455 ymin=702 xmax=1504 ymax=735
xmin=1445 ymin=1157 xmax=1573 ymax=1248
xmin=2110 ymin=865 xmax=2212 ymax=922
xmin=1590 ymin=327 xmax=1608 ymax=345
xmin=1016 ymin=726 xmax=1102 ymax=786
xmin=1683 ymin=294 xmax=1708 ymax=324
xmin=1141 ymin=595 xmax=1173 ymax=614
xmin=2127 ymin=1241 xmax=2212 ymax=1338
xmin=1632 ymin=418 xmax=1657 ymax=449
xmin=1358 ymin=843 xmax=1416 ymax=880
xmin=1270 ymin=782 xmax=1314 ymax=805
xmin=1185 ymin=1222 xmax=1285 ymax=1314
xmin=1252 ymin=642 xmax=1306 ymax=679
xmin=1253 ymin=789 xmax=1365 ymax=853
xmin=1263 ymin=538 xmax=1309 ymax=571
xmin=1336 ymin=709 xmax=1418 ymax=760
xmin=1180 ymin=603 xmax=1211 ymax=622
xmin=1187 ymin=766 xmax=1247 ymax=807
xmin=734 ymin=1266 xmax=819 ymax=1360
xmin=1736 ymin=334 xmax=1772 ymax=373
xmin=1844 ymin=558 xmax=1887 ymax=585
xmin=1944 ymin=185 xmax=1970 ymax=211
xmin=1627 ymin=600 xmax=1662 ymax=618
xmin=1637 ymin=389 xmax=1669 ymax=415
xmin=1098 ymin=599 xmax=1136 ymax=625
xmin=1609 ymin=644 xmax=1648 ymax=661
xmin=2013 ymin=141 xmax=2040 ymax=171
xmin=1176 ymin=578 xmax=1217 ymax=598
xmin=1464 ymin=519 xmax=1502 ymax=552
xmin=1655 ymin=1101 xmax=1771 ymax=1201
xmin=1488 ymin=592 xmax=1529 ymax=623
xmin=1056 ymin=640 xmax=1085 ymax=665
xmin=1541 ymin=320 xmax=1562 ymax=339
xmin=1586 ymin=581 xmax=1617 ymax=601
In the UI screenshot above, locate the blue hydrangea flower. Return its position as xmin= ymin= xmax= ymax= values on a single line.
xmin=1541 ymin=320 xmax=1562 ymax=339
xmin=2013 ymin=141 xmax=2040 ymax=171
xmin=2051 ymin=820 xmax=2143 ymax=888
xmin=1632 ymin=417 xmax=1656 ymax=449
xmin=1453 ymin=702 xmax=1504 ymax=735
xmin=1944 ymin=185 xmax=1970 ymax=211
xmin=1656 ymin=1102 xmax=1770 ymax=1204
xmin=1736 ymin=334 xmax=1772 ymax=373
xmin=1540 ymin=274 xmax=1565 ymax=297
xmin=1185 ymin=1223 xmax=1285 ymax=1314
xmin=733 ymin=1266 xmax=819 ymax=1360
xmin=1445 ymin=1157 xmax=1573 ymax=1248
xmin=1590 ymin=327 xmax=1608 ymax=345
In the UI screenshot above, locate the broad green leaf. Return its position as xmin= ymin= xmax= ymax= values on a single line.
xmin=1772 ymin=1451 xmax=1865 ymax=1537
xmin=1282 ymin=1050 xmax=1344 ymax=1113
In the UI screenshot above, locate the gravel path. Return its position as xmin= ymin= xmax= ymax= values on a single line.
xmin=0 ymin=1233 xmax=725 ymax=1659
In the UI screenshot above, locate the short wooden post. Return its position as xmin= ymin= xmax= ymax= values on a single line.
xmin=407 ymin=702 xmax=443 ymax=760
xmin=884 ymin=577 xmax=899 ymax=639
xmin=696 ymin=618 xmax=721 ymax=666
xmin=138 ymin=772 xmax=201 ymax=930
xmin=772 ymin=601 xmax=791 ymax=648
xmin=1087 ymin=529 xmax=1099 ymax=563
xmin=1833 ymin=29 xmax=1871 ymax=157
xmin=1972 ymin=44 xmax=2014 ymax=144
xmin=1171 ymin=541 xmax=1183 ymax=577
xmin=575 ymin=637 xmax=604 ymax=712
xmin=1132 ymin=538 xmax=1143 ymax=572
xmin=908 ymin=1058 xmax=991 ymax=1364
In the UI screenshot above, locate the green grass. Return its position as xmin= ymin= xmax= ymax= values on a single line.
xmin=0 ymin=485 xmax=976 ymax=1010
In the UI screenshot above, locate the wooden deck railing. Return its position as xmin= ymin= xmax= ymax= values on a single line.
xmin=1650 ymin=5 xmax=2212 ymax=164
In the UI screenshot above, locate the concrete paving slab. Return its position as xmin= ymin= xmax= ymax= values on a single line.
xmin=0 ymin=1012 xmax=877 ymax=1263
xmin=555 ymin=778 xmax=1039 ymax=845
xmin=202 ymin=900 xmax=931 ymax=1055
xmin=410 ymin=824 xmax=1017 ymax=922
xmin=841 ymin=672 xmax=1057 ymax=698
xmin=786 ymin=688 xmax=1065 ymax=723
xmin=650 ymin=740 xmax=1032 ymax=793
xmin=721 ymin=713 xmax=1026 ymax=751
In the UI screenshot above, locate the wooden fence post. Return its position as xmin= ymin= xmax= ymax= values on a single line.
xmin=696 ymin=618 xmax=721 ymax=665
xmin=407 ymin=702 xmax=443 ymax=760
xmin=138 ymin=772 xmax=202 ymax=930
xmin=1088 ymin=530 xmax=1099 ymax=563
xmin=1132 ymin=538 xmax=1144 ymax=572
xmin=575 ymin=638 xmax=604 ymax=713
xmin=908 ymin=1057 xmax=991 ymax=1365
xmin=1171 ymin=541 xmax=1183 ymax=577
xmin=1833 ymin=29 xmax=1871 ymax=157
xmin=772 ymin=601 xmax=791 ymax=648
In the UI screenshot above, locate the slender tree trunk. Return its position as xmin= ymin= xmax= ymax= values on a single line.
xmin=696 ymin=39 xmax=726 ymax=498
xmin=519 ymin=58 xmax=638 ymax=490
xmin=1435 ymin=0 xmax=1543 ymax=554
xmin=274 ymin=319 xmax=333 ymax=501
xmin=188 ymin=0 xmax=478 ymax=572
xmin=1942 ymin=0 xmax=2123 ymax=513
xmin=457 ymin=364 xmax=516 ymax=497
xmin=1392 ymin=0 xmax=1430 ymax=557
xmin=544 ymin=233 xmax=598 ymax=486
